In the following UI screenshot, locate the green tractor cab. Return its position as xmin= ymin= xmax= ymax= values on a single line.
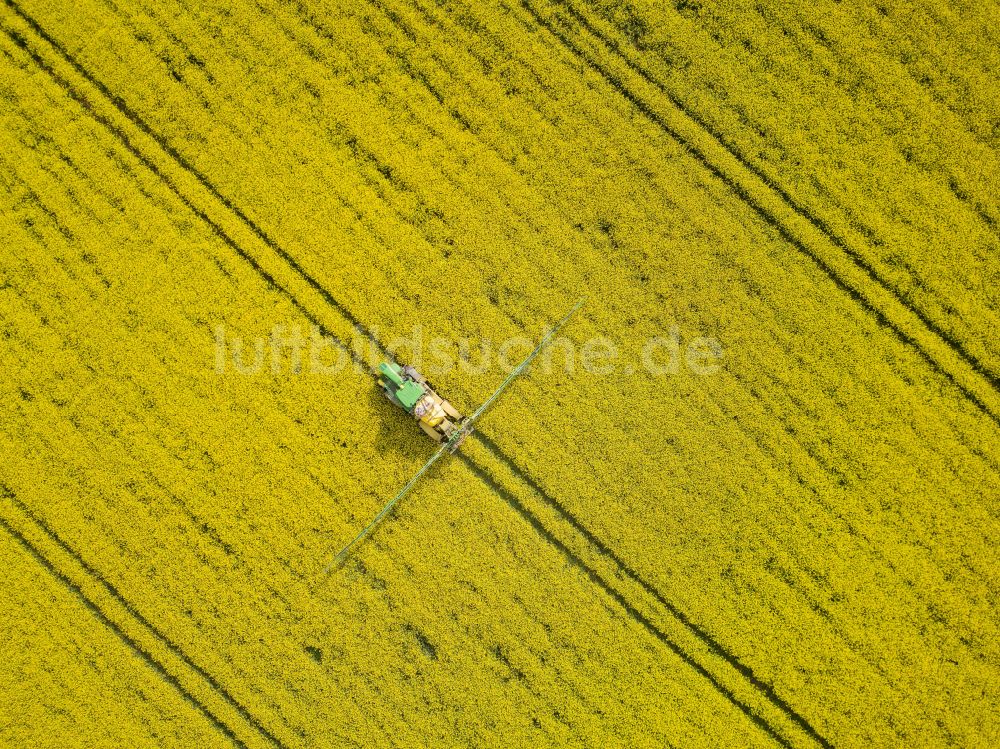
xmin=378 ymin=362 xmax=425 ymax=412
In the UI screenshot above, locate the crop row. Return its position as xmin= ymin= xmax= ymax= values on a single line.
xmin=0 ymin=30 xmax=770 ymax=747
xmin=2 ymin=0 xmax=997 ymax=745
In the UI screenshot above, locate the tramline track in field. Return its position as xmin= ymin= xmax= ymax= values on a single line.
xmin=0 ymin=9 xmax=830 ymax=745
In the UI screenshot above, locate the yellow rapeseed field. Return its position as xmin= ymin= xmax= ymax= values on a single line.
xmin=1 ymin=0 xmax=997 ymax=746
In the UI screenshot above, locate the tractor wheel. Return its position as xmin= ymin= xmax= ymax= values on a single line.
xmin=403 ymin=365 xmax=426 ymax=384
xmin=441 ymin=400 xmax=461 ymax=419
xmin=419 ymin=420 xmax=443 ymax=442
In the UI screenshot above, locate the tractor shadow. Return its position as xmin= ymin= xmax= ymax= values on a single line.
xmin=365 ymin=383 xmax=430 ymax=461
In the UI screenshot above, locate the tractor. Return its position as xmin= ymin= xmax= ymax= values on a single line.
xmin=377 ymin=362 xmax=470 ymax=450
xmin=326 ymin=298 xmax=584 ymax=570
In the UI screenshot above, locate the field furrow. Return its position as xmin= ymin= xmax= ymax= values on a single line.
xmin=2 ymin=0 xmax=998 ymax=745
xmin=0 ymin=32 xmax=784 ymax=744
